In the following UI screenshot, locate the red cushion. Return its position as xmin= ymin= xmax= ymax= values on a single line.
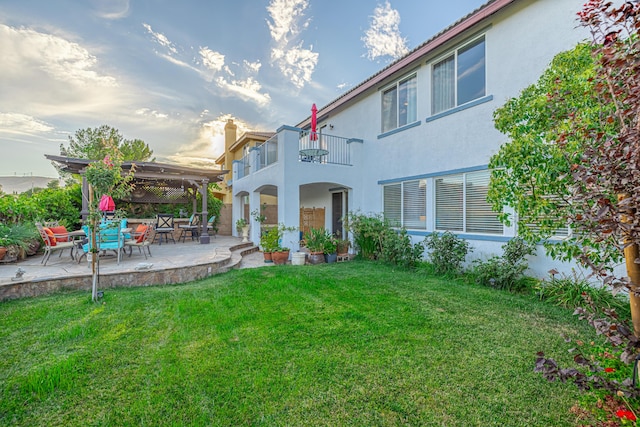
xmin=43 ymin=227 xmax=57 ymax=246
xmin=135 ymin=225 xmax=148 ymax=243
xmin=48 ymin=226 xmax=69 ymax=242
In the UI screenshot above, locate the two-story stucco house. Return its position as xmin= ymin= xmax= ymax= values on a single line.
xmin=232 ymin=0 xmax=592 ymax=276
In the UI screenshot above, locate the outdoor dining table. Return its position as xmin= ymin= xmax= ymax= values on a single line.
xmin=67 ymin=229 xmax=87 ymax=260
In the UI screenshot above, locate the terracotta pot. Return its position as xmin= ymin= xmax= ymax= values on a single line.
xmin=263 ymin=251 xmax=273 ymax=263
xmin=0 ymin=247 xmax=6 ymax=261
xmin=26 ymin=239 xmax=41 ymax=256
xmin=272 ymin=250 xmax=289 ymax=265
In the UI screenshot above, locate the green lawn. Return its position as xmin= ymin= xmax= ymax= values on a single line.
xmin=1 ymin=262 xmax=593 ymax=426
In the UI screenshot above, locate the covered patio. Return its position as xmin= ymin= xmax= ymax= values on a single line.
xmin=46 ymin=155 xmax=228 ymax=244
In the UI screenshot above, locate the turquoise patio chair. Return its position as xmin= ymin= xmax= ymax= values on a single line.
xmin=77 ymin=220 xmax=126 ymax=264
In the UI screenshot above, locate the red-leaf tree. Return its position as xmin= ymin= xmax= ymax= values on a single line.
xmin=563 ymin=0 xmax=640 ymax=336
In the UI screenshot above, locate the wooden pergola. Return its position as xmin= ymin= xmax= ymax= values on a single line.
xmin=46 ymin=154 xmax=228 ymax=244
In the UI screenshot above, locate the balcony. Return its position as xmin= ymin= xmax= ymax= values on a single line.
xmin=298 ymin=131 xmax=352 ymax=166
xmin=233 ymin=126 xmax=361 ymax=184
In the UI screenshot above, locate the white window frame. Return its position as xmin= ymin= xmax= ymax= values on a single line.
xmin=381 ymin=73 xmax=418 ymax=133
xmin=431 ymin=35 xmax=486 ymax=115
xmin=383 ymin=179 xmax=427 ymax=230
xmin=434 ymin=170 xmax=503 ymax=235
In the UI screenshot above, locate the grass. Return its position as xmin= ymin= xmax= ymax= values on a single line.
xmin=0 ymin=261 xmax=597 ymax=426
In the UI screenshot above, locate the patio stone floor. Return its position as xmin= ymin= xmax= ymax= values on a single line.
xmin=0 ymin=236 xmax=269 ymax=301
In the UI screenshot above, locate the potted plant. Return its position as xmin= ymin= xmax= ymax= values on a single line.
xmin=336 ymin=238 xmax=350 ymax=256
xmin=0 ymin=237 xmax=8 ymax=261
xmin=236 ymin=218 xmax=249 ymax=243
xmin=260 ymin=225 xmax=280 ymax=263
xmin=0 ymin=223 xmax=36 ymax=262
xmin=268 ymin=223 xmax=297 ymax=265
xmin=304 ymin=227 xmax=328 ymax=264
xmin=251 ymin=204 xmax=268 ymax=240
xmin=251 ymin=204 xmax=267 ymax=224
xmin=271 ymin=245 xmax=290 ymax=265
xmin=323 ymin=235 xmax=338 ymax=263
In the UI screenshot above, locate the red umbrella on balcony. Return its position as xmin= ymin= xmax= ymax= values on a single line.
xmin=310 ymin=103 xmax=318 ymax=141
xmin=99 ymin=194 xmax=115 ymax=212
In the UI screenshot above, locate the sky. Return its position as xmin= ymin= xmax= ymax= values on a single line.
xmin=0 ymin=0 xmax=488 ymax=178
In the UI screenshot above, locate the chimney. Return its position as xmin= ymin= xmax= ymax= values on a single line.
xmin=224 ymin=119 xmax=237 ymax=173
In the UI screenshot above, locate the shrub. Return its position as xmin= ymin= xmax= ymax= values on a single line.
xmin=470 ymin=238 xmax=535 ymax=292
xmin=343 ymin=211 xmax=425 ymax=268
xmin=343 ymin=212 xmax=386 ymax=260
xmin=535 ymin=271 xmax=631 ymax=320
xmin=423 ymin=231 xmax=471 ymax=275
xmin=304 ymin=227 xmax=329 ymax=253
xmin=0 ymin=184 xmax=82 ymax=229
xmin=380 ymin=228 xmax=424 ymax=268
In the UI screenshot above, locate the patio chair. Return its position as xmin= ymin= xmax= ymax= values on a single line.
xmin=76 ymin=221 xmax=126 ymax=264
xmin=125 ymin=223 xmax=152 ymax=259
xmin=178 ymin=214 xmax=200 ymax=242
xmin=153 ymin=214 xmax=175 ymax=245
xmin=206 ymin=215 xmax=217 ymax=238
xmin=35 ymin=222 xmax=76 ymax=265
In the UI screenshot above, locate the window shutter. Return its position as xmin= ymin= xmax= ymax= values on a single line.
xmin=403 ymin=179 xmax=426 ymax=229
xmin=522 ymin=195 xmax=570 ymax=238
xmin=383 ymin=184 xmax=401 ymax=227
xmin=465 ymin=170 xmax=502 ymax=234
xmin=436 ymin=175 xmax=463 ymax=231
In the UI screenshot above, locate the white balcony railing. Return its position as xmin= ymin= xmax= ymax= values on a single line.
xmin=256 ymin=135 xmax=278 ymax=171
xmin=237 ymin=153 xmax=250 ymax=179
xmin=298 ymin=132 xmax=351 ymax=166
xmin=236 ymin=129 xmax=355 ymax=182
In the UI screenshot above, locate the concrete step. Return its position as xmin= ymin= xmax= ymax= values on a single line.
xmin=223 ymin=244 xmax=261 ymax=272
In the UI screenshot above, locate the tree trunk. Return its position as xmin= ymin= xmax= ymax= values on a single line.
xmin=623 ymin=242 xmax=640 ymax=337
xmin=619 ymin=193 xmax=640 ymax=336
xmin=89 ymin=185 xmax=99 ymax=302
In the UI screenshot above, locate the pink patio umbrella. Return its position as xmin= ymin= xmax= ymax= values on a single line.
xmin=310 ymin=103 xmax=318 ymax=141
xmin=99 ymin=194 xmax=115 ymax=212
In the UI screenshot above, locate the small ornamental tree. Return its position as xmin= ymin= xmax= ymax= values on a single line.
xmin=84 ymin=144 xmax=135 ymax=301
xmin=489 ymin=43 xmax=613 ymax=263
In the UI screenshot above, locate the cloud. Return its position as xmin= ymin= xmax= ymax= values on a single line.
xmin=143 ymin=23 xmax=178 ymax=55
xmin=0 ymin=23 xmax=125 ymax=119
xmin=165 ymin=114 xmax=254 ymax=169
xmin=0 ymin=113 xmax=55 ymax=135
xmin=244 ymin=60 xmax=262 ymax=74
xmin=93 ymin=0 xmax=130 ymax=20
xmin=135 ymin=108 xmax=169 ymax=119
xmin=199 ymin=46 xmax=225 ymax=73
xmin=215 ymin=77 xmax=271 ymax=107
xmin=267 ymin=0 xmax=318 ymax=89
xmin=143 ymin=23 xmax=270 ymax=106
xmin=362 ymin=1 xmax=409 ymax=61
xmin=0 ymin=24 xmax=117 ymax=89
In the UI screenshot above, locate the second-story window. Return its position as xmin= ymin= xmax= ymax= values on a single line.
xmin=381 ymin=74 xmax=417 ymax=133
xmin=431 ymin=36 xmax=486 ymax=115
